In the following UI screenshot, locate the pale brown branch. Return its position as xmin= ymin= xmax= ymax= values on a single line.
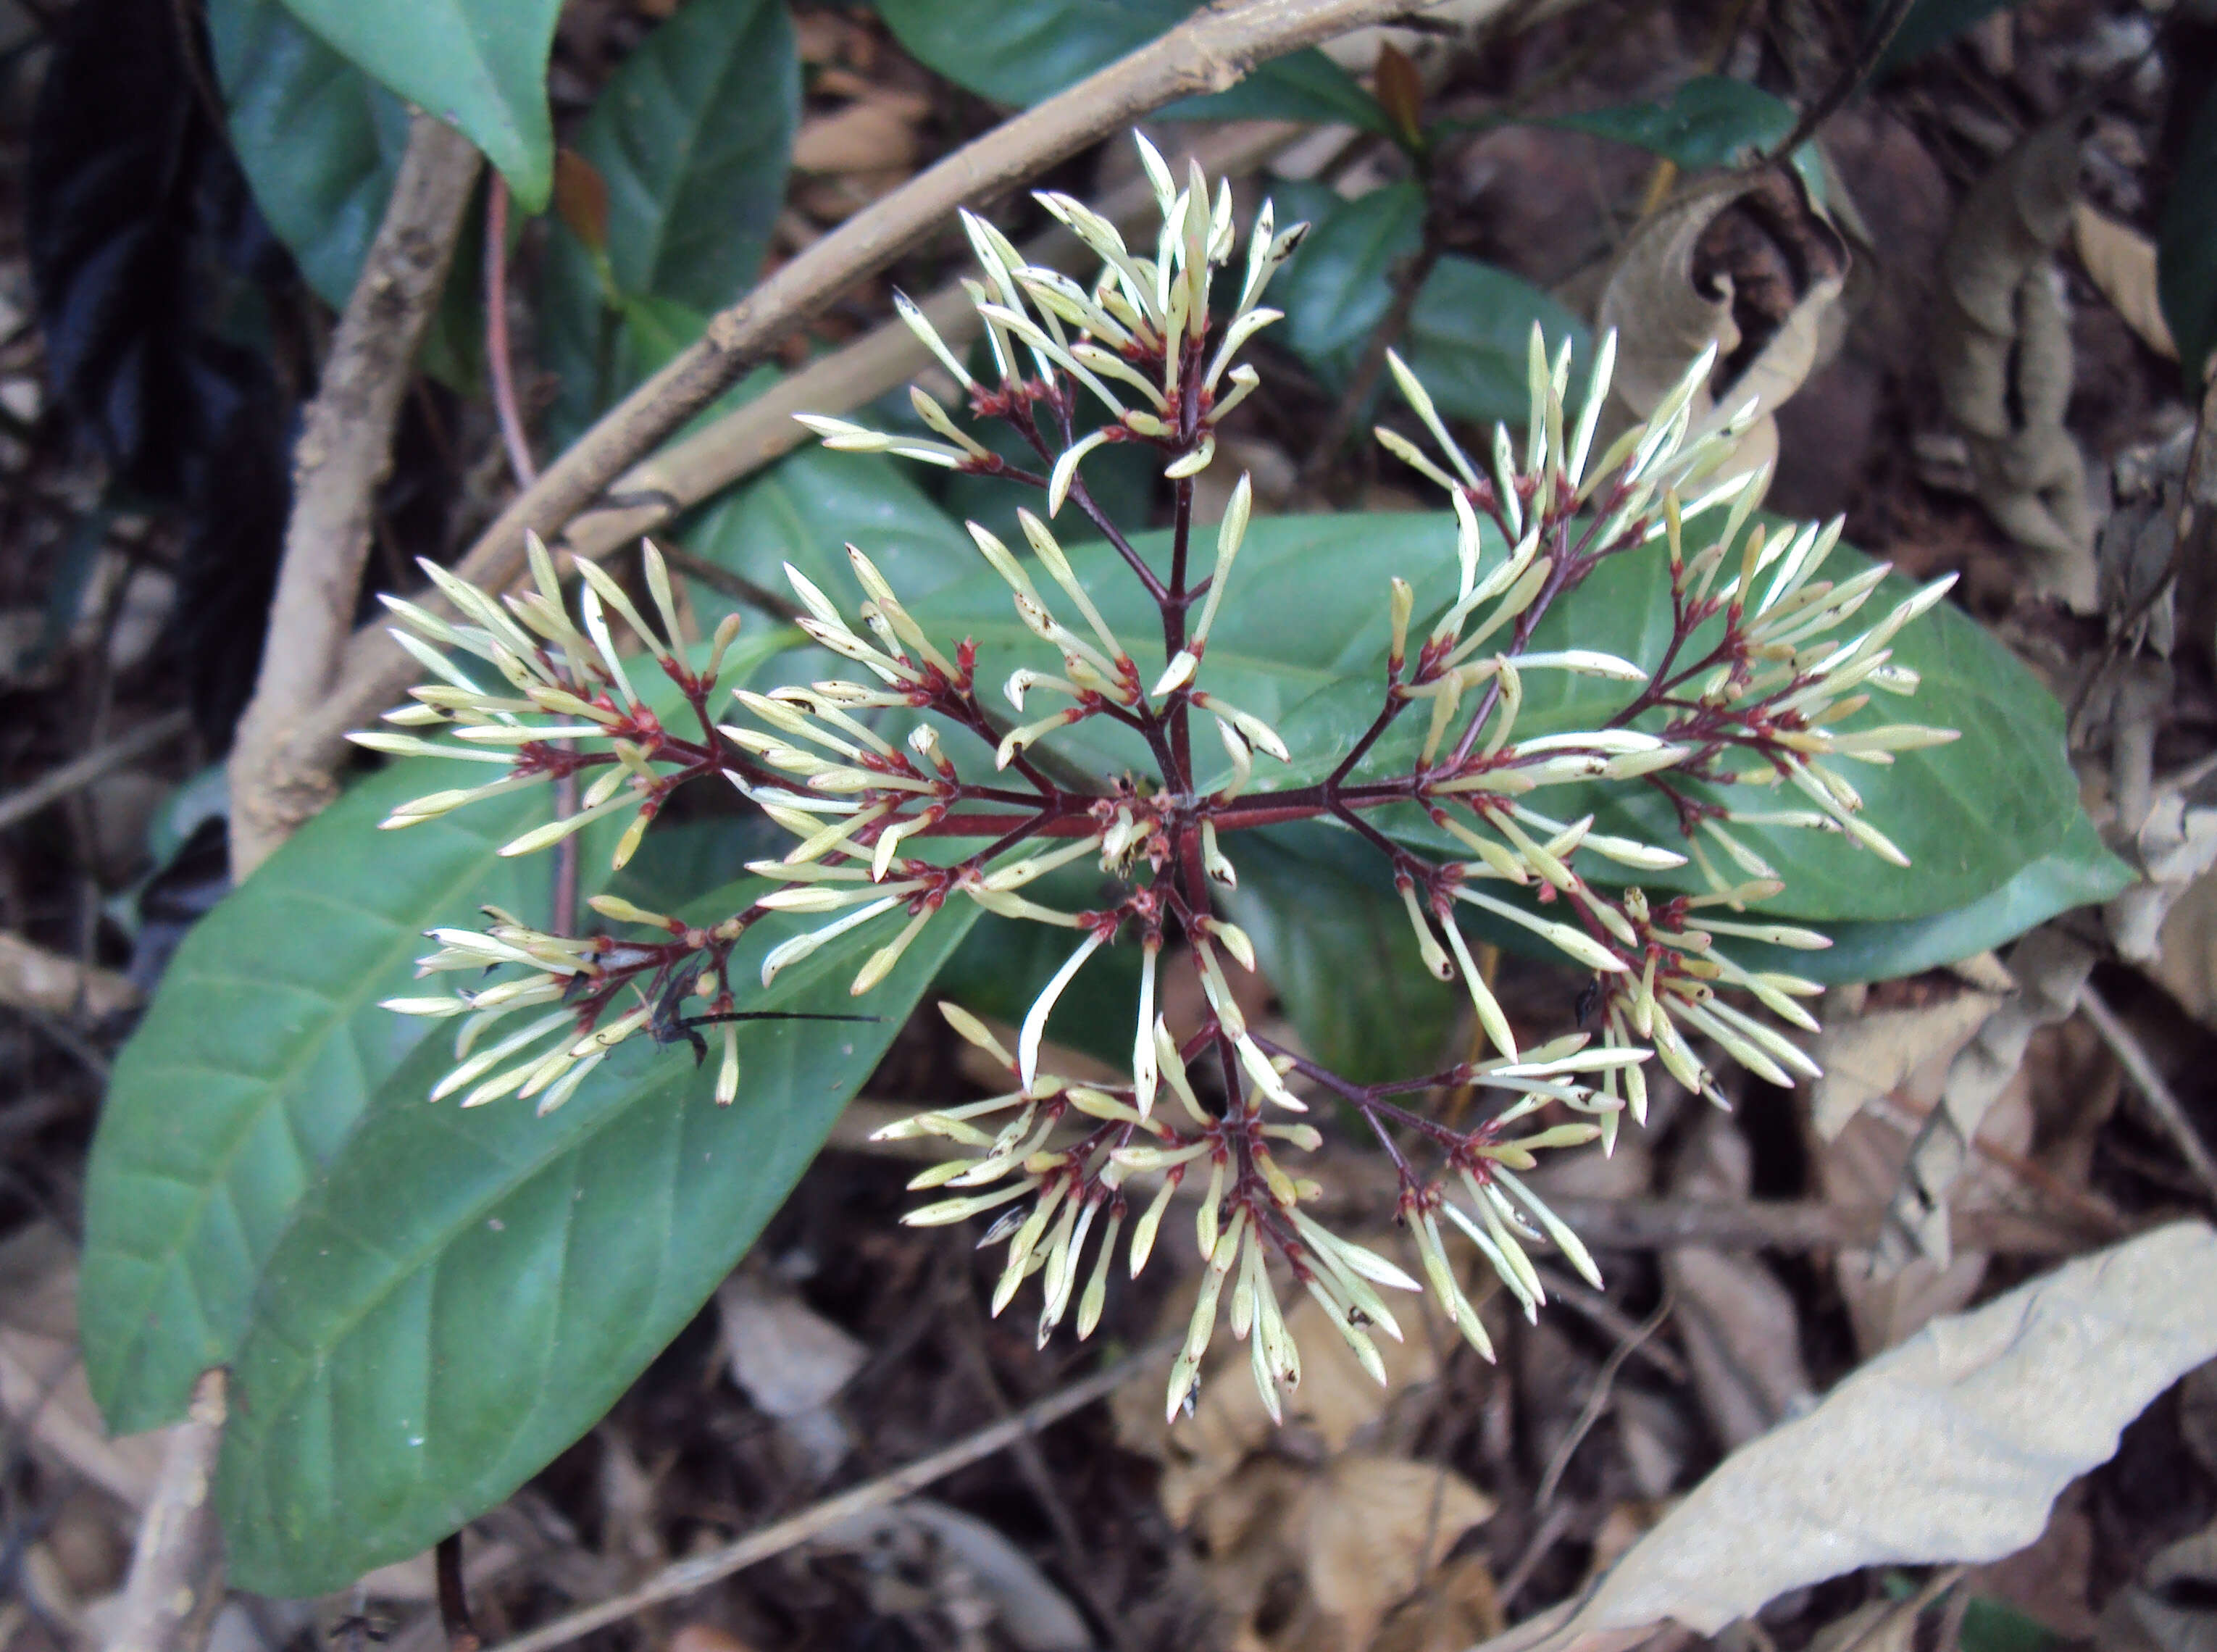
xmin=108 ymin=1369 xmax=227 ymax=1652
xmin=559 ymin=120 xmax=1304 ymax=569
xmin=0 ymin=931 xmax=137 ymax=1019
xmin=2078 ymin=982 xmax=2217 ymax=1206
xmin=225 ymin=114 xmax=483 ymax=875
xmin=278 ymin=0 xmax=1454 ymax=812
xmin=479 ymin=1341 xmax=1167 ymax=1652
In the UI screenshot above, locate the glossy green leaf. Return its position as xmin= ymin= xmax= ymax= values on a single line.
xmin=540 ymin=0 xmax=798 ymax=441
xmin=1274 ymin=180 xmax=1425 ymax=369
xmin=909 ymin=507 xmax=2103 ymax=925
xmin=82 ymin=760 xmax=595 ymax=1435
xmin=276 ymin=0 xmax=562 ymax=210
xmin=1545 ymin=77 xmax=1796 ymax=171
xmin=1270 ymin=179 xmax=1586 ymax=429
xmin=209 ymin=0 xmax=411 ymax=308
xmin=1282 ymin=538 xmax=2098 ymax=922
xmin=217 ymin=884 xmax=976 ymax=1595
xmin=934 ymin=864 xmax=1146 ymax=1066
xmin=1400 ymin=256 xmax=1590 ymax=427
xmin=1227 ymin=822 xmax=1461 ymax=1082
xmin=80 ymin=631 xmax=792 ymax=1436
xmin=1451 ymin=811 xmax=2130 ymax=986
xmin=869 ymin=0 xmax=1387 ymax=132
xmin=685 ymin=446 xmax=980 ymax=632
xmin=2159 ymin=83 xmax=2217 ymax=387
xmin=603 ymin=814 xmax=788 ymax=914
xmin=208 ymin=0 xmax=485 ymax=389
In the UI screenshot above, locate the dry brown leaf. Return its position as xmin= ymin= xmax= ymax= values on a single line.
xmin=1811 ymin=988 xmax=2007 ymax=1140
xmin=1877 ymin=930 xmax=2092 ymax=1271
xmin=1820 ymin=1073 xmax=2033 ymax=1355
xmin=717 ymin=1272 xmax=866 ymax=1480
xmin=2073 ymin=204 xmax=2177 ymax=359
xmin=0 ymin=1224 xmax=169 ymax=1508
xmin=1663 ymin=1117 xmax=1813 ymax=1448
xmin=792 ymin=95 xmax=928 ymax=175
xmin=1595 ymin=168 xmax=1846 ymax=501
xmin=1532 ymin=1222 xmax=2217 ymax=1648
xmin=1933 ymin=121 xmax=2097 ymax=608
xmin=1373 ymin=1554 xmax=1506 ymax=1652
xmin=2121 ymin=798 xmax=2217 ymax=974
xmin=1114 ymin=1252 xmax=1440 ymax=1527
xmin=1812 ymin=981 xmax=2040 ymax=1353
xmin=1303 ymin=1454 xmax=1495 ymax=1651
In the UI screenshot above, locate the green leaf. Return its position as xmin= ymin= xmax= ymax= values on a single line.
xmin=1401 ymin=256 xmax=1590 ymax=427
xmin=910 ymin=508 xmax=2103 ymax=925
xmin=1227 ymin=822 xmax=1462 ymax=1082
xmin=1721 ymin=819 xmax=2132 ymax=983
xmin=80 ymin=632 xmax=793 ymax=1436
xmin=868 ymin=0 xmax=1387 ymax=132
xmin=684 ymin=446 xmax=980 ymax=630
xmin=935 ymin=864 xmax=1146 ymax=1066
xmin=2159 ymin=82 xmax=2217 ymax=387
xmin=540 ymin=0 xmax=799 ymax=441
xmin=216 ymin=885 xmax=977 ymax=1595
xmin=1450 ymin=812 xmax=2132 ymax=985
xmin=1545 ymin=77 xmax=1797 ymax=171
xmin=208 ymin=0 xmax=486 ymax=390
xmin=1274 ymin=180 xmax=1425 ymax=370
xmin=603 ymin=814 xmax=788 ymax=914
xmin=1270 ymin=179 xmax=1586 ymax=428
xmin=81 ymin=759 xmax=592 ymax=1435
xmin=209 ymin=0 xmax=412 ymax=309
xmin=275 ymin=0 xmax=563 ymax=210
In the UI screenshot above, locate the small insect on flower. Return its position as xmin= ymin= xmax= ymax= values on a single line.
xmin=352 ymin=130 xmax=1969 ymax=1431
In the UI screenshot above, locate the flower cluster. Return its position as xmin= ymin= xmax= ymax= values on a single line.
xmin=361 ymin=135 xmax=1958 ymax=1424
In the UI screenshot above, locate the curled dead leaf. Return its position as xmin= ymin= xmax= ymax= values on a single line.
xmin=1303 ymin=1456 xmax=1495 ymax=1652
xmin=2074 ymin=204 xmax=2179 ymax=360
xmin=1933 ymin=121 xmax=2098 ymax=608
xmin=1663 ymin=1117 xmax=1813 ymax=1449
xmin=1595 ymin=167 xmax=1848 ymax=502
xmin=1527 ymin=1222 xmax=2217 ymax=1648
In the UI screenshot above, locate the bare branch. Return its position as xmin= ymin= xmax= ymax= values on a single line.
xmin=277 ymin=0 xmax=1455 ymax=817
xmin=225 ymin=113 xmax=483 ymax=875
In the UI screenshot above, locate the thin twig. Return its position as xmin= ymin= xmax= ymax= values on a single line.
xmin=2079 ymin=983 xmax=2217 ymax=1206
xmin=1756 ymin=0 xmax=1919 ymax=168
xmin=277 ymin=0 xmax=1453 ymax=807
xmin=1528 ymin=1265 xmax=1685 ymax=1381
xmin=435 ymin=1534 xmax=482 ymax=1652
xmin=1535 ymin=1288 xmax=1674 ymax=1509
xmin=226 ymin=113 xmax=483 ymax=876
xmin=945 ymin=1296 xmax=1141 ymax=1652
xmin=479 ymin=1342 xmax=1167 ymax=1652
xmin=0 ymin=932 xmax=136 ymax=1021
xmin=0 ymin=709 xmax=189 ymax=833
xmin=485 ymin=175 xmax=537 ymax=493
